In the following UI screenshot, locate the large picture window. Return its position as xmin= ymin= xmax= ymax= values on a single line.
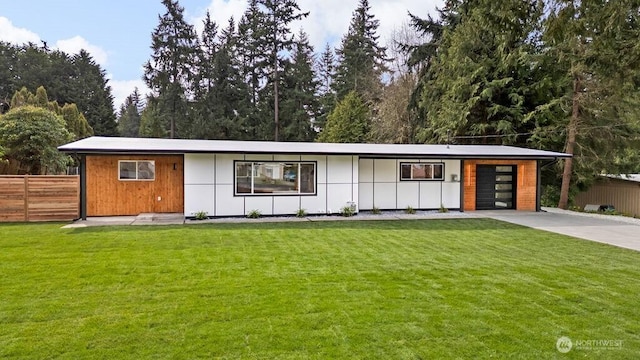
xmin=400 ymin=162 xmax=444 ymax=181
xmin=235 ymin=161 xmax=316 ymax=195
xmin=119 ymin=160 xmax=155 ymax=181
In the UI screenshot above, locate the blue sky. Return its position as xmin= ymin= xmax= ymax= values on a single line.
xmin=0 ymin=0 xmax=442 ymax=110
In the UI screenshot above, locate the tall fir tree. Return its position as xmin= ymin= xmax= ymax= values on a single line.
xmin=280 ymin=30 xmax=319 ymax=142
xmin=317 ymin=91 xmax=369 ymax=143
xmin=414 ymin=0 xmax=545 ymax=145
xmin=315 ymin=43 xmax=336 ymax=133
xmin=541 ymin=0 xmax=640 ymax=208
xmin=332 ymin=0 xmax=387 ymax=104
xmin=144 ymin=0 xmax=199 ymax=138
xmin=117 ymin=88 xmax=143 ymax=137
xmin=256 ymin=0 xmax=309 ymax=141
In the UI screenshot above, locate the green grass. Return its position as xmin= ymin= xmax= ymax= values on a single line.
xmin=0 ymin=219 xmax=639 ymax=359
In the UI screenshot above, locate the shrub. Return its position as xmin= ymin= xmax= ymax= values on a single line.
xmin=439 ymin=204 xmax=449 ymax=213
xmin=193 ymin=210 xmax=208 ymax=220
xmin=296 ymin=208 xmax=307 ymax=218
xmin=247 ymin=209 xmax=261 ymax=219
xmin=372 ymin=206 xmax=381 ymax=215
xmin=405 ymin=206 xmax=416 ymax=214
xmin=340 ymin=206 xmax=356 ymax=217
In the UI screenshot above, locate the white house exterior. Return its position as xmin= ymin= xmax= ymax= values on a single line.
xmin=58 ymin=137 xmax=569 ymax=219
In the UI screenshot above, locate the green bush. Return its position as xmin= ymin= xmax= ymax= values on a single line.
xmin=247 ymin=209 xmax=261 ymax=219
xmin=405 ymin=206 xmax=416 ymax=214
xmin=193 ymin=211 xmax=208 ymax=220
xmin=439 ymin=204 xmax=449 ymax=213
xmin=340 ymin=206 xmax=356 ymax=217
xmin=371 ymin=206 xmax=381 ymax=215
xmin=296 ymin=208 xmax=307 ymax=218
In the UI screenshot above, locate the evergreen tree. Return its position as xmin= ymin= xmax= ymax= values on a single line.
xmin=69 ymin=50 xmax=117 ymax=136
xmin=237 ymin=1 xmax=269 ymax=140
xmin=332 ymin=0 xmax=387 ymax=104
xmin=117 ymin=88 xmax=143 ymax=137
xmin=144 ymin=0 xmax=199 ymax=138
xmin=192 ymin=14 xmax=248 ymax=139
xmin=541 ymin=0 xmax=640 ymax=208
xmin=256 ymin=0 xmax=309 ymax=141
xmin=315 ymin=43 xmax=336 ymax=133
xmin=415 ymin=0 xmax=545 ymax=145
xmin=280 ymin=31 xmax=319 ymax=141
xmin=0 ymin=106 xmax=72 ymax=174
xmin=317 ymin=91 xmax=369 ymax=143
xmin=138 ymin=97 xmax=167 ymax=138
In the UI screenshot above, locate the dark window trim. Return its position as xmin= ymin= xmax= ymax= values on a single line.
xmin=233 ymin=160 xmax=318 ymax=197
xmin=399 ymin=162 xmax=445 ymax=181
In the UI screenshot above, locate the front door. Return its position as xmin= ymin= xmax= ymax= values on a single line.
xmin=476 ymin=165 xmax=516 ymax=210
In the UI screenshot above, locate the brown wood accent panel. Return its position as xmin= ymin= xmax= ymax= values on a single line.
xmin=463 ymin=160 xmax=537 ymax=211
xmin=86 ymin=155 xmax=183 ymax=216
xmin=0 ymin=176 xmax=79 ymax=221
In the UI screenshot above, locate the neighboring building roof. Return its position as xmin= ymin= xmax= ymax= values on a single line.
xmin=58 ymin=136 xmax=570 ymax=159
xmin=603 ymin=174 xmax=640 ymax=183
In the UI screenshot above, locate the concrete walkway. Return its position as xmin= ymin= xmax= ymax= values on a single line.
xmin=483 ymin=207 xmax=640 ymax=252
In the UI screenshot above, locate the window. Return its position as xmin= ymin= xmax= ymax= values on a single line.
xmin=119 ymin=160 xmax=155 ymax=181
xmin=400 ymin=162 xmax=444 ymax=181
xmin=235 ymin=161 xmax=316 ymax=195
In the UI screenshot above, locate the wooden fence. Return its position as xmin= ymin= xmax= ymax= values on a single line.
xmin=0 ymin=175 xmax=80 ymax=222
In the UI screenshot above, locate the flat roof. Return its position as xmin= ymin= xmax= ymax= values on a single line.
xmin=58 ymin=136 xmax=570 ymax=159
xmin=603 ymin=174 xmax=640 ymax=183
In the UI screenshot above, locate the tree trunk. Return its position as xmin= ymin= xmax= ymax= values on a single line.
xmin=558 ymin=76 xmax=580 ymax=209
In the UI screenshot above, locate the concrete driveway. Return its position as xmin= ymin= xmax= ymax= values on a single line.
xmin=483 ymin=208 xmax=640 ymax=252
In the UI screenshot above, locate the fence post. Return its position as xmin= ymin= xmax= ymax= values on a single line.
xmin=23 ymin=175 xmax=29 ymax=221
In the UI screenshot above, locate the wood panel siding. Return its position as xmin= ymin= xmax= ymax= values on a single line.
xmin=463 ymin=160 xmax=537 ymax=211
xmin=86 ymin=155 xmax=184 ymax=216
xmin=575 ymin=179 xmax=640 ymax=217
xmin=0 ymin=176 xmax=79 ymax=221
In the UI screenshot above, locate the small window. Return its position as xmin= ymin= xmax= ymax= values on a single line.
xmin=400 ymin=163 xmax=444 ymax=181
xmin=119 ymin=160 xmax=155 ymax=181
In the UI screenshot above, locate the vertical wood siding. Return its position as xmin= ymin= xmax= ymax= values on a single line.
xmin=463 ymin=159 xmax=537 ymax=211
xmin=575 ymin=179 xmax=640 ymax=217
xmin=86 ymin=155 xmax=184 ymax=216
xmin=0 ymin=176 xmax=79 ymax=221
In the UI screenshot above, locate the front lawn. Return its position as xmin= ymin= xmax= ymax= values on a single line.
xmin=0 ymin=219 xmax=638 ymax=359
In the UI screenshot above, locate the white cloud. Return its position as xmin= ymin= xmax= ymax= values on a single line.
xmin=195 ymin=0 xmax=443 ymax=53
xmin=110 ymin=79 xmax=150 ymax=113
xmin=193 ymin=0 xmax=248 ymax=34
xmin=55 ymin=35 xmax=109 ymax=67
xmin=0 ymin=16 xmax=40 ymax=44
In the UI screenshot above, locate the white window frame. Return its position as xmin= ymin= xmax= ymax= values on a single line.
xmin=118 ymin=160 xmax=156 ymax=181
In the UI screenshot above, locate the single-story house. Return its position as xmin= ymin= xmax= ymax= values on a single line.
xmin=575 ymin=174 xmax=640 ymax=217
xmin=58 ymin=137 xmax=570 ymax=219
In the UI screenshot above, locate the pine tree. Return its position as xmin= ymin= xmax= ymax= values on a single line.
xmin=317 ymin=91 xmax=369 ymax=143
xmin=256 ymin=0 xmax=309 ymax=141
xmin=414 ymin=0 xmax=545 ymax=145
xmin=144 ymin=0 xmax=199 ymax=138
xmin=280 ymin=30 xmax=319 ymax=141
xmin=315 ymin=43 xmax=336 ymax=133
xmin=117 ymin=88 xmax=143 ymax=137
xmin=70 ymin=50 xmax=117 ymax=135
xmin=332 ymin=0 xmax=387 ymax=104
xmin=542 ymin=0 xmax=640 ymax=208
